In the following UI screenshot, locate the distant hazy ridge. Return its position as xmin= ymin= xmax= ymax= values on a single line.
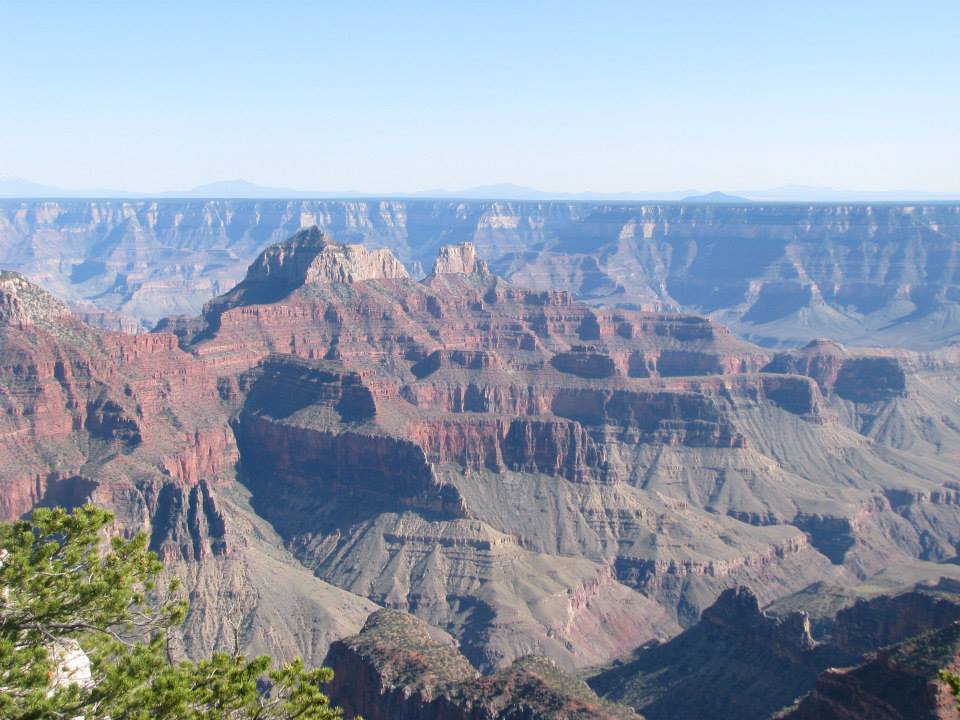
xmin=2 ymin=199 xmax=959 ymax=347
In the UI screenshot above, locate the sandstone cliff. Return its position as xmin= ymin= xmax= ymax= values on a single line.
xmin=0 ymin=270 xmax=376 ymax=666
xmin=170 ymin=228 xmax=960 ymax=667
xmin=4 ymin=200 xmax=960 ymax=349
xmin=7 ymin=224 xmax=960 ymax=698
xmin=324 ymin=609 xmax=641 ymax=720
xmin=432 ymin=242 xmax=490 ymax=276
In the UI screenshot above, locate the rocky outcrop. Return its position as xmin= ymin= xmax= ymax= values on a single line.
xmin=150 ymin=479 xmax=228 ymax=561
xmin=832 ymin=356 xmax=908 ymax=402
xmin=0 ymin=276 xmax=232 ymax=525
xmin=502 ymin=417 xmax=605 ymax=481
xmin=305 ymin=243 xmax=409 ymax=285
xmin=325 ymin=609 xmax=641 ymax=720
xmin=780 ymin=623 xmax=960 ymax=720
xmin=323 ymin=610 xmax=478 ymax=720
xmin=0 ymin=271 xmax=376 ymax=672
xmin=551 ymin=387 xmax=746 ymax=448
xmin=243 ymin=226 xmax=333 ymax=289
xmin=9 ymin=220 xmax=960 ymax=701
xmin=161 ymin=228 xmax=960 ymax=670
xmin=240 ymin=355 xmax=378 ymax=423
xmin=411 ymin=350 xmax=505 ymax=379
xmin=830 ymin=581 xmax=960 ymax=654
xmin=198 ymin=227 xmax=409 ymax=335
xmin=614 ymin=534 xmax=813 ymax=596
xmin=765 ymin=340 xmax=909 ymax=402
xmin=237 ymin=415 xmax=461 ymax=518
xmin=591 ymin=578 xmax=960 ymax=720
xmin=589 ymin=587 xmax=851 ymax=720
xmin=432 ymin=243 xmax=490 ymax=276
xmin=6 ymin=200 xmax=960 ymax=349
xmin=0 ymin=270 xmax=72 ymax=328
xmin=551 ymin=348 xmax=617 ymax=379
xmin=241 ymin=225 xmax=408 ymax=291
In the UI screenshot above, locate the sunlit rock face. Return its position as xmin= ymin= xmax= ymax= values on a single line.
xmin=164 ymin=229 xmax=960 ymax=669
xmin=3 ymin=200 xmax=960 ymax=349
xmin=0 ymin=269 xmax=376 ymax=669
xmin=324 ymin=609 xmax=642 ymax=720
xmin=431 ymin=242 xmax=490 ymax=276
xmin=7 ymin=224 xmax=960 ymax=688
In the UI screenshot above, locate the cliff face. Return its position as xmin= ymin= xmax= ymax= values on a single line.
xmin=0 ymin=269 xmax=72 ymax=327
xmin=764 ymin=340 xmax=907 ymax=403
xmin=3 ymin=200 xmax=960 ymax=349
xmin=324 ymin=609 xmax=641 ymax=720
xmin=239 ymin=225 xmax=409 ymax=296
xmin=432 ymin=242 xmax=490 ymax=276
xmin=781 ymin=623 xmax=960 ymax=720
xmin=0 ymin=270 xmax=376 ymax=667
xmin=830 ymin=586 xmax=960 ymax=655
xmin=0 ymin=272 xmax=230 ymax=533
xmin=7 ymin=224 xmax=960 ymax=699
xmin=165 ymin=228 xmax=960 ymax=669
xmin=588 ymin=587 xmax=851 ymax=720
xmin=590 ymin=578 xmax=960 ymax=720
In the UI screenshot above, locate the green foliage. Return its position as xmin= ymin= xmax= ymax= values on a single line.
xmin=0 ymin=505 xmax=346 ymax=720
xmin=940 ymin=667 xmax=960 ymax=708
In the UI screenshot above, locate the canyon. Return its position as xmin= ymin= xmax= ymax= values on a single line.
xmin=589 ymin=577 xmax=960 ymax=719
xmin=2 ymin=200 xmax=960 ymax=349
xmin=4 ymin=220 xmax=960 ymax=716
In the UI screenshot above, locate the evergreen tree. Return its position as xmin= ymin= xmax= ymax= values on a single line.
xmin=0 ymin=505 xmax=348 ymax=720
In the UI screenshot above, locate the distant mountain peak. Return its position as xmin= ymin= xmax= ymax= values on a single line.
xmin=244 ymin=226 xmax=332 ymax=284
xmin=162 ymin=179 xmax=312 ymax=199
xmin=2 ymin=177 xmax=958 ymax=201
xmin=682 ymin=191 xmax=752 ymax=203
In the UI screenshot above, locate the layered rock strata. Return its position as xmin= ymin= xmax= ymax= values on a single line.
xmin=324 ymin=609 xmax=641 ymax=720
xmin=781 ymin=623 xmax=960 ymax=720
xmin=6 ymin=225 xmax=960 ymax=685
xmin=4 ymin=200 xmax=960 ymax=349
xmin=0 ymin=269 xmax=376 ymax=665
xmin=174 ymin=229 xmax=960 ymax=665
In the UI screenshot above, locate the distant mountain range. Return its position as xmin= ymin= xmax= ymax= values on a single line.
xmin=2 ymin=177 xmax=958 ymax=202
xmin=680 ymin=191 xmax=752 ymax=203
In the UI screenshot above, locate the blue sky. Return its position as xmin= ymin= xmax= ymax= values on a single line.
xmin=1 ymin=0 xmax=957 ymax=193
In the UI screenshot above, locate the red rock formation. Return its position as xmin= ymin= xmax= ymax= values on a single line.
xmin=8 ymin=224 xmax=960 ymax=684
xmin=432 ymin=242 xmax=490 ymax=277
xmin=781 ymin=623 xmax=960 ymax=720
xmin=765 ymin=339 xmax=908 ymax=402
xmin=324 ymin=610 xmax=641 ymax=720
xmin=171 ymin=228 xmax=955 ymax=664
xmin=0 ymin=272 xmax=236 ymax=564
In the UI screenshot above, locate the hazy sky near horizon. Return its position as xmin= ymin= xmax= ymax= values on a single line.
xmin=1 ymin=0 xmax=958 ymax=194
